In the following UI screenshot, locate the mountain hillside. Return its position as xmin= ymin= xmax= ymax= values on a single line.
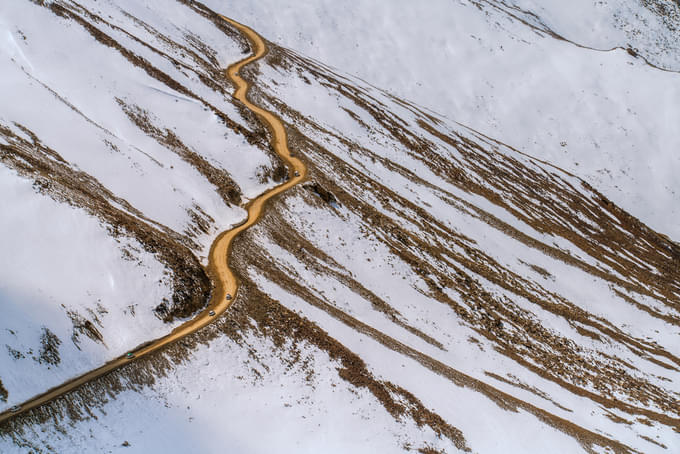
xmin=0 ymin=1 xmax=678 ymax=453
xmin=217 ymin=0 xmax=680 ymax=242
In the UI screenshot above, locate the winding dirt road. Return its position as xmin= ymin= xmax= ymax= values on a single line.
xmin=0 ymin=16 xmax=306 ymax=424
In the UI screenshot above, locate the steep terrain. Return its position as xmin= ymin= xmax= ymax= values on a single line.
xmin=0 ymin=15 xmax=306 ymax=420
xmin=216 ymin=0 xmax=680 ymax=242
xmin=0 ymin=0 xmax=283 ymax=406
xmin=0 ymin=1 xmax=678 ymax=453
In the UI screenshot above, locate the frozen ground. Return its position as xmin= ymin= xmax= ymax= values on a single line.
xmin=0 ymin=0 xmax=278 ymax=407
xmin=210 ymin=0 xmax=680 ymax=241
xmin=0 ymin=1 xmax=678 ymax=453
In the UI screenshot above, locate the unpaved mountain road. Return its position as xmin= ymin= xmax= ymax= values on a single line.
xmin=0 ymin=16 xmax=306 ymax=425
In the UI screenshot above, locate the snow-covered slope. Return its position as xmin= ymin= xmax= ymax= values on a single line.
xmin=1 ymin=1 xmax=678 ymax=453
xmin=237 ymin=44 xmax=680 ymax=452
xmin=0 ymin=0 xmax=282 ymax=406
xmin=212 ymin=0 xmax=680 ymax=242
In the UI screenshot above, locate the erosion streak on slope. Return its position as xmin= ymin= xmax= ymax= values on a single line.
xmin=0 ymin=16 xmax=306 ymax=425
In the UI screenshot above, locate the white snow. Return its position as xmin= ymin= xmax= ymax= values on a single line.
xmin=0 ymin=1 xmax=678 ymax=453
xmin=0 ymin=166 xmax=171 ymax=404
xmin=205 ymin=0 xmax=680 ymax=241
xmin=0 ymin=0 xmax=275 ymax=407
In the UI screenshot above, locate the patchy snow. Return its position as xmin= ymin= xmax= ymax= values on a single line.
xmin=0 ymin=166 xmax=171 ymax=405
xmin=0 ymin=0 xmax=261 ymax=240
xmin=0 ymin=331 xmax=468 ymax=454
xmin=206 ymin=0 xmax=680 ymax=241
xmin=246 ymin=190 xmax=678 ymax=452
xmin=0 ymin=0 xmax=276 ymax=410
xmin=0 ymin=1 xmax=678 ymax=453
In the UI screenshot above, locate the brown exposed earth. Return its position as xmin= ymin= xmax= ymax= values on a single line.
xmin=0 ymin=13 xmax=304 ymax=426
xmin=1 ymin=2 xmax=678 ymax=453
